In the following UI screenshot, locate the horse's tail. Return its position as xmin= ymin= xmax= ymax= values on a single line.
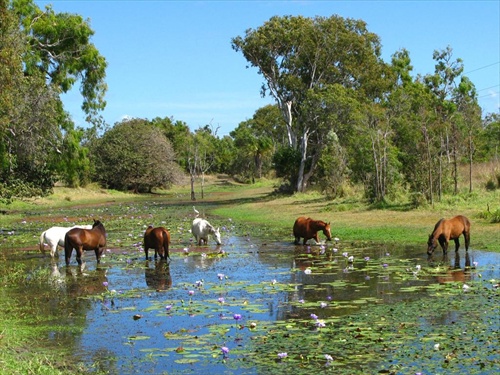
xmin=162 ymin=230 xmax=170 ymax=259
xmin=39 ymin=231 xmax=46 ymax=253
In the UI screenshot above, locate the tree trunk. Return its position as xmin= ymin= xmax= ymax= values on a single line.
xmin=296 ymin=129 xmax=309 ymax=192
xmin=190 ymin=173 xmax=196 ymax=201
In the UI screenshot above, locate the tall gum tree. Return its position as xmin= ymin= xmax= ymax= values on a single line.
xmin=232 ymin=15 xmax=388 ymax=192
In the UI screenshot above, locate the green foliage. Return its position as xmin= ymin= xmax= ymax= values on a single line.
xmin=0 ymin=0 xmax=107 ymax=199
xmin=90 ymin=118 xmax=183 ymax=192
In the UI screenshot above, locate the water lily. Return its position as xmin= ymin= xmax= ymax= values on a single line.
xmin=188 ymin=290 xmax=195 ymax=296
xmin=473 ymin=261 xmax=478 ymax=267
xmin=310 ymin=313 xmax=318 ymax=320
xmin=332 ymin=248 xmax=338 ymax=253
xmin=315 ymin=319 xmax=326 ymax=328
xmin=415 ymin=264 xmax=421 ymax=271
xmin=342 ymin=252 xmax=349 ymax=257
xmin=463 ymin=284 xmax=470 ymax=291
xmin=183 ymin=247 xmax=189 ymax=253
xmin=165 ymin=305 xmax=172 ymax=311
xmin=434 ymin=343 xmax=440 ymax=351
xmin=304 ymin=268 xmax=312 ymax=275
xmin=383 ymin=263 xmax=389 ymax=268
xmin=233 ymin=313 xmax=242 ymax=321
xmin=277 ymin=352 xmax=287 ymax=359
xmin=334 ymin=237 xmax=339 ymax=242
xmin=217 ymin=273 xmax=225 ymax=280
xmin=102 ymin=281 xmax=109 ymax=287
xmin=298 ymin=299 xmax=305 ymax=304
xmin=217 ymin=297 xmax=225 ymax=304
xmin=347 ymin=255 xmax=354 ymax=263
xmin=320 ymin=302 xmax=327 ymax=308
xmin=364 ymin=256 xmax=370 ymax=261
xmin=195 ymin=280 xmax=203 ymax=287
xmin=221 ymin=346 xmax=229 ymax=356
xmin=324 ymin=354 xmax=333 ymax=362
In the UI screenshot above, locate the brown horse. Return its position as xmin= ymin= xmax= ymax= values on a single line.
xmin=293 ymin=217 xmax=332 ymax=245
xmin=143 ymin=225 xmax=170 ymax=260
xmin=64 ymin=219 xmax=107 ymax=265
xmin=427 ymin=215 xmax=470 ymax=256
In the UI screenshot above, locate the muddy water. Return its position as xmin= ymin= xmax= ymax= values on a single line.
xmin=2 ymin=234 xmax=499 ymax=374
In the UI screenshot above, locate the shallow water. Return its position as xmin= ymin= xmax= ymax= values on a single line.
xmin=2 ymin=233 xmax=499 ymax=374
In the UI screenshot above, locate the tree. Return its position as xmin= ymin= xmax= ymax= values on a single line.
xmin=0 ymin=0 xmax=108 ymax=198
xmin=13 ymin=0 xmax=107 ymax=121
xmin=229 ymin=105 xmax=281 ymax=180
xmin=232 ymin=15 xmax=388 ymax=192
xmin=91 ymin=118 xmax=183 ymax=192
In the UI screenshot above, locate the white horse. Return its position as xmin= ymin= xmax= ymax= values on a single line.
xmin=39 ymin=224 xmax=93 ymax=257
xmin=191 ymin=218 xmax=221 ymax=245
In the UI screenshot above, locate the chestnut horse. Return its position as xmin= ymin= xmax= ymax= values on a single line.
xmin=64 ymin=219 xmax=107 ymax=265
xmin=427 ymin=215 xmax=470 ymax=256
xmin=143 ymin=225 xmax=171 ymax=260
xmin=293 ymin=217 xmax=332 ymax=245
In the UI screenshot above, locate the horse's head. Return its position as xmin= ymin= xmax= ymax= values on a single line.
xmin=323 ymin=222 xmax=332 ymax=241
xmin=211 ymin=226 xmax=222 ymax=245
xmin=427 ymin=234 xmax=437 ymax=255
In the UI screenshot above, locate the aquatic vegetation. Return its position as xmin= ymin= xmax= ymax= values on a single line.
xmin=1 ymin=199 xmax=499 ymax=374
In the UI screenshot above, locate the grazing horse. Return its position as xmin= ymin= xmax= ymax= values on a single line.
xmin=39 ymin=224 xmax=93 ymax=257
xmin=64 ymin=219 xmax=107 ymax=265
xmin=293 ymin=217 xmax=332 ymax=245
xmin=427 ymin=215 xmax=471 ymax=256
xmin=143 ymin=225 xmax=171 ymax=260
xmin=191 ymin=218 xmax=221 ymax=245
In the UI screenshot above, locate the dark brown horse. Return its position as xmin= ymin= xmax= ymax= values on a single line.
xmin=293 ymin=217 xmax=332 ymax=245
xmin=143 ymin=225 xmax=170 ymax=260
xmin=427 ymin=215 xmax=470 ymax=256
xmin=64 ymin=219 xmax=107 ymax=265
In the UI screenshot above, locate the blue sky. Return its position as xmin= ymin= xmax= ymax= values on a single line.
xmin=36 ymin=1 xmax=499 ymax=136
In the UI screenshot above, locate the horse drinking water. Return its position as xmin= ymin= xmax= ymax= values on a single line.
xmin=427 ymin=215 xmax=471 ymax=256
xmin=191 ymin=218 xmax=221 ymax=245
xmin=39 ymin=224 xmax=93 ymax=257
xmin=143 ymin=225 xmax=171 ymax=260
xmin=64 ymin=219 xmax=107 ymax=265
xmin=293 ymin=217 xmax=332 ymax=245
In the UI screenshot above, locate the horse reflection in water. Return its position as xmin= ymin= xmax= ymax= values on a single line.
xmin=48 ymin=265 xmax=109 ymax=297
xmin=435 ymin=251 xmax=472 ymax=284
xmin=145 ymin=260 xmax=172 ymax=291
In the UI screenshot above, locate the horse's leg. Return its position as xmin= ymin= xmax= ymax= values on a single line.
xmin=464 ymin=232 xmax=470 ymax=251
xmin=439 ymin=238 xmax=448 ymax=254
xmin=76 ymin=246 xmax=83 ymax=265
xmin=65 ymin=245 xmax=72 ymax=266
xmin=454 ymin=238 xmax=460 ymax=252
xmin=94 ymin=248 xmax=101 ymax=264
xmin=50 ymin=242 xmax=58 ymax=257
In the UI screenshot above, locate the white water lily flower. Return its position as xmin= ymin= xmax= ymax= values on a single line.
xmin=434 ymin=343 xmax=440 ymax=351
xmin=304 ymin=268 xmax=312 ymax=274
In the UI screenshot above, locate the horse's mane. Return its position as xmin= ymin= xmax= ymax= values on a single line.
xmin=431 ymin=218 xmax=445 ymax=234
